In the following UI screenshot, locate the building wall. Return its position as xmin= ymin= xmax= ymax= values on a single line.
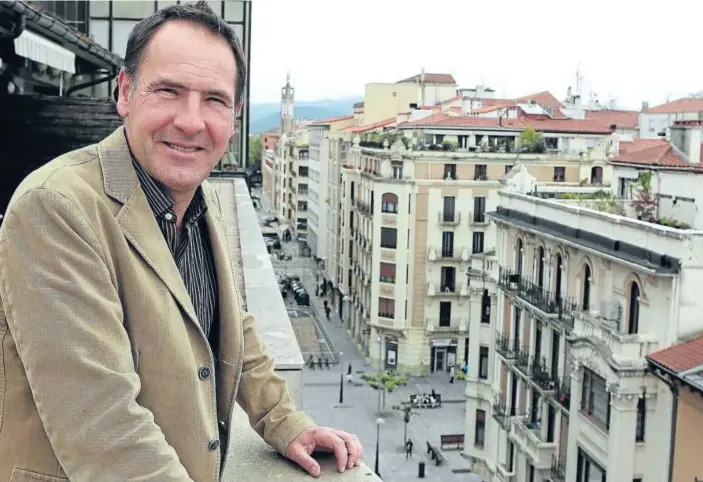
xmin=308 ymin=126 xmax=327 ymax=258
xmin=673 ymin=387 xmax=703 ymax=482
xmin=363 ymin=83 xmax=421 ymax=125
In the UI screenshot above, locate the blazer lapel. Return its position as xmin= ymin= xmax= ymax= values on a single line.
xmin=98 ymin=127 xmax=199 ymax=327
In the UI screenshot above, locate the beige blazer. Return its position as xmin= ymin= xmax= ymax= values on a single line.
xmin=0 ymin=127 xmax=314 ymax=482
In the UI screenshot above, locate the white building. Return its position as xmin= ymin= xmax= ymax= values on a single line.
xmin=639 ymin=97 xmax=703 ymax=139
xmin=472 ymin=183 xmax=703 ymax=482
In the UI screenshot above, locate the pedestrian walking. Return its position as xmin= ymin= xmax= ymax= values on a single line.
xmin=405 ymin=439 xmax=414 ymax=460
xmin=449 ymin=364 xmax=456 ymax=384
xmin=325 ymin=304 xmax=331 ymax=320
xmin=347 ymin=362 xmax=352 ymax=375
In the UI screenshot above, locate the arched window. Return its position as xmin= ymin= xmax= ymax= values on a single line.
xmin=628 ymin=282 xmax=640 ymax=334
xmin=555 ymin=254 xmax=563 ymax=301
xmin=582 ymin=264 xmax=591 ymax=311
xmin=516 ymin=239 xmax=524 ymax=275
xmin=381 ymin=193 xmax=398 ymax=213
xmin=537 ymin=247 xmax=545 ymax=287
xmin=590 ymin=166 xmax=603 ymax=185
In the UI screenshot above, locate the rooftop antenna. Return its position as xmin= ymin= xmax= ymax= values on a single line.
xmin=286 ymin=68 xmax=291 ymax=85
xmin=575 ymin=63 xmax=583 ymax=96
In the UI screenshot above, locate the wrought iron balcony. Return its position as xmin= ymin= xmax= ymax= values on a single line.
xmin=529 ymin=357 xmax=557 ymax=391
xmin=553 ymin=376 xmax=571 ymax=410
xmin=498 ymin=267 xmax=578 ymax=331
xmin=551 ymin=455 xmax=566 ymax=482
xmin=492 ymin=394 xmax=509 ymax=429
xmin=515 ymin=346 xmax=531 ymax=374
xmin=495 ymin=331 xmax=518 ymax=360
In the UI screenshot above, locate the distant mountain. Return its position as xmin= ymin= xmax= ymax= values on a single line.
xmin=249 ymin=96 xmax=362 ymax=133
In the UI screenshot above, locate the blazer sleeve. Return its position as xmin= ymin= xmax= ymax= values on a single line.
xmin=0 ymin=189 xmax=194 ymax=482
xmin=234 ymin=306 xmax=316 ymax=456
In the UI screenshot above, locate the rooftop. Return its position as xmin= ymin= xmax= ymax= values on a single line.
xmin=397 ymin=72 xmax=456 ymax=85
xmin=612 ymin=138 xmax=703 ymax=171
xmin=647 ymin=336 xmax=703 ymax=394
xmin=210 ymin=178 xmax=381 ymax=482
xmin=645 ymin=97 xmax=703 ymax=114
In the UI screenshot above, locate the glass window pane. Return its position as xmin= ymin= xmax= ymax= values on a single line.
xmin=113 ymin=1 xmax=156 ymax=19
xmin=224 ymin=1 xmax=244 ymax=22
xmin=90 ymin=19 xmax=110 ymax=50
xmin=112 ymin=20 xmax=140 ymax=58
xmin=90 ymin=1 xmax=110 ymax=18
xmin=228 ymin=22 xmax=244 ymax=43
xmin=157 ymin=0 xmax=178 ymax=8
xmin=206 ymin=1 xmax=223 ymax=16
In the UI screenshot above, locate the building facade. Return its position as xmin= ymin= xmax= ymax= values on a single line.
xmin=478 ymin=188 xmax=703 ymax=482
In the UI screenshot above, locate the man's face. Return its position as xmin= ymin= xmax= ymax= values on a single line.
xmin=116 ymin=21 xmax=237 ymax=195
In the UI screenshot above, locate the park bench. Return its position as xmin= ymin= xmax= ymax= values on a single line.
xmin=426 ymin=441 xmax=445 ymax=466
xmin=410 ymin=393 xmax=442 ymax=408
xmin=440 ymin=433 xmax=465 ymax=450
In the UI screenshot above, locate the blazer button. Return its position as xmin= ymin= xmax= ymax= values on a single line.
xmin=199 ymin=366 xmax=211 ymax=380
xmin=208 ymin=439 xmax=221 ymax=451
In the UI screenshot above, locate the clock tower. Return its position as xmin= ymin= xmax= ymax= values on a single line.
xmin=280 ymin=71 xmax=295 ymax=134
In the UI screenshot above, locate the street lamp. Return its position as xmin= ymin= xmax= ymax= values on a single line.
xmin=374 ymin=417 xmax=385 ymax=477
xmin=338 ymin=351 xmax=344 ymax=404
xmin=376 ymin=337 xmax=383 ymax=413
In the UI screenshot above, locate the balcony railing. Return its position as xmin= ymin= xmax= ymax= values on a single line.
xmin=495 ymin=331 xmax=518 ymax=360
xmin=492 ymin=395 xmax=509 ymax=429
xmin=509 ymin=410 xmax=556 ymax=470
xmin=438 ymin=211 xmax=461 ymax=225
xmin=498 ymin=267 xmax=577 ymax=331
xmin=529 ymin=357 xmax=557 ymax=392
xmin=550 ymin=455 xmax=566 ymax=482
xmin=515 ymin=346 xmax=530 ymax=374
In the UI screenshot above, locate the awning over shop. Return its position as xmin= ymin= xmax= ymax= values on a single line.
xmin=14 ymin=29 xmax=75 ymax=74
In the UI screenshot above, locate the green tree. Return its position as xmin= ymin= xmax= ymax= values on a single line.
xmin=248 ymin=134 xmax=263 ymax=168
xmin=519 ymin=125 xmax=546 ymax=153
xmin=361 ymin=370 xmax=408 ymax=412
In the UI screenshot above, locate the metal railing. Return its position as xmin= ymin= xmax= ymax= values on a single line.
xmin=515 ymin=346 xmax=531 ymax=374
xmin=495 ymin=331 xmax=518 ymax=360
xmin=529 ymin=357 xmax=557 ymax=391
xmin=553 ymin=376 xmax=571 ymax=410
xmin=551 ymin=455 xmax=566 ymax=482
xmin=492 ymin=395 xmax=509 ymax=429
xmin=498 ymin=267 xmax=577 ymax=330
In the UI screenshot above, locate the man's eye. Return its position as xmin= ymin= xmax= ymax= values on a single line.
xmin=208 ymin=97 xmax=226 ymax=105
xmin=160 ymin=88 xmax=177 ymax=95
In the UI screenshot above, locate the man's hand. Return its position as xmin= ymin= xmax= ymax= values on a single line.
xmin=285 ymin=426 xmax=363 ymax=478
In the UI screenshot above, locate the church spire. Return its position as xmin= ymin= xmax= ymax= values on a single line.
xmin=281 ymin=71 xmax=295 ymax=134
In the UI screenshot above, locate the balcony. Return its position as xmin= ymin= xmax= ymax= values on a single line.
xmin=508 ymin=415 xmax=556 ymax=470
xmin=495 ymin=332 xmax=518 ymax=360
xmin=514 ymin=346 xmax=530 ymax=375
xmin=426 ymin=317 xmax=468 ymax=333
xmin=469 ymin=211 xmax=490 ymax=226
xmin=550 ymin=455 xmax=566 ymax=482
xmin=492 ymin=395 xmax=509 ymax=429
xmin=498 ymin=268 xmax=577 ymax=331
xmin=552 ymin=377 xmax=571 ymax=411
xmin=438 ymin=211 xmax=461 ymax=225
xmin=216 ymin=178 xmax=381 ymax=482
xmin=427 ymin=246 xmax=469 ymax=262
xmin=427 ymin=282 xmax=468 ymax=297
xmin=528 ymin=357 xmax=557 ymax=392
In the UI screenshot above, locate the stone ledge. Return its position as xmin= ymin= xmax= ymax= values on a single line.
xmin=224 ymin=406 xmax=382 ymax=482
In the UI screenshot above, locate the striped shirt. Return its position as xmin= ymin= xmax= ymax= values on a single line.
xmin=132 ymin=158 xmax=219 ymax=345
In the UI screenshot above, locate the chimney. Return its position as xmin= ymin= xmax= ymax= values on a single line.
xmin=420 ymin=67 xmax=426 ymax=84
xmin=641 ymin=101 xmax=649 ymax=112
xmin=671 ymin=124 xmax=702 ymax=164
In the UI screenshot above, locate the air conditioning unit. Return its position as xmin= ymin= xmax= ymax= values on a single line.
xmin=600 ymin=298 xmax=622 ymax=322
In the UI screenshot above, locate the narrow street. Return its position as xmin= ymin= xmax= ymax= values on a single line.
xmin=254 ymin=189 xmax=484 ymax=482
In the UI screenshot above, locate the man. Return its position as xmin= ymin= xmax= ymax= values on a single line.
xmin=0 ymin=3 xmax=361 ymax=481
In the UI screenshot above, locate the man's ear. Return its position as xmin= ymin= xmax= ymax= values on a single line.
xmin=115 ymin=69 xmax=133 ymax=118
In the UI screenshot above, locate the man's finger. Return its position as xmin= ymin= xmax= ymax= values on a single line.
xmin=330 ymin=429 xmax=362 ymax=468
xmin=315 ymin=429 xmax=348 ymax=472
xmin=287 ymin=443 xmax=321 ymax=478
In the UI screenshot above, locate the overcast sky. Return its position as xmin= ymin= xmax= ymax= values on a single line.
xmin=249 ymin=0 xmax=702 ymax=110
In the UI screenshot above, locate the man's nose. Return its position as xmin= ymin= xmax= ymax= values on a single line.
xmin=173 ymin=95 xmax=206 ymax=136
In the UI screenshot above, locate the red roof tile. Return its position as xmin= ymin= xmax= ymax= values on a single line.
xmin=342 ymin=117 xmax=396 ymax=134
xmin=611 ymin=139 xmax=703 ymax=169
xmin=586 ymin=110 xmax=639 ymax=129
xmin=397 ymin=73 xmax=456 ymax=85
xmin=646 ymin=98 xmax=703 ymax=114
xmin=648 ymin=336 xmax=703 ymax=373
xmin=311 ymin=115 xmax=354 ymax=125
xmin=522 ymin=118 xmax=613 ymax=134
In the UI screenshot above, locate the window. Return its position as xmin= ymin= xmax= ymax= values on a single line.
xmin=472 ymin=232 xmax=484 ymax=254
xmin=378 ymin=298 xmax=395 ymax=318
xmin=576 ymin=448 xmax=606 ymax=482
xmin=442 ymin=196 xmax=456 ymax=222
xmin=581 ymin=369 xmax=610 ymax=430
xmin=635 ymin=398 xmax=645 ymax=442
xmin=516 ymin=239 xmax=524 ymax=275
xmin=439 ymin=302 xmax=451 ymax=327
xmin=473 ymin=197 xmax=486 ymax=223
xmin=591 ymin=166 xmax=603 ymax=185
xmin=441 ymin=231 xmax=454 ymax=257
xmin=504 ymin=164 xmax=513 ymax=174
xmin=444 ymin=163 xmax=457 ymax=180
xmin=380 ymin=263 xmax=396 ymax=283
xmin=481 ymin=289 xmax=491 ymax=324
xmin=474 ymin=410 xmax=486 ymax=447
xmin=391 ymin=161 xmax=403 ymax=179
xmin=440 ymin=267 xmax=456 ymax=292
xmin=628 ymin=282 xmax=640 ymax=334
xmin=553 ymin=166 xmax=566 ymax=182
xmin=381 ymin=193 xmax=398 ymax=213
xmin=537 ymin=246 xmax=545 ymax=287
xmin=582 ymin=264 xmax=592 ymax=311
xmin=479 ymin=346 xmax=489 ymax=379
xmin=380 ymin=228 xmax=397 ymax=249
xmin=474 ymin=164 xmax=487 ymax=180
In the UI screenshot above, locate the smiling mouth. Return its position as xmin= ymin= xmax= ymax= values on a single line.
xmin=163 ymin=142 xmax=202 ymax=153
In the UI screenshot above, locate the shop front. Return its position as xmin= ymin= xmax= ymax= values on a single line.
xmin=430 ymin=338 xmax=458 ymax=373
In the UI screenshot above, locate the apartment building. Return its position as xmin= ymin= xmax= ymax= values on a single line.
xmin=307 ymin=115 xmax=356 ymax=260
xmin=335 ymin=93 xmax=620 ymax=377
xmin=647 ymin=337 xmax=703 ymax=482
xmin=479 ymin=187 xmax=703 ymax=482
xmin=275 ymin=128 xmax=310 ymax=240
xmin=261 ymin=129 xmax=281 ymax=208
xmin=639 ymin=97 xmax=703 ymax=139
